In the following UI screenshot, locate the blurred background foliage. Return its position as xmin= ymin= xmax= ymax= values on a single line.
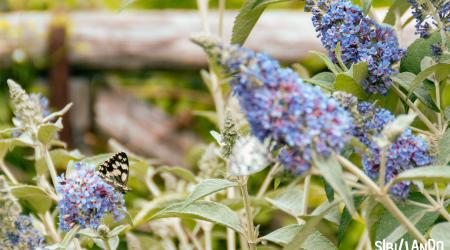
xmin=0 ymin=1 xmax=401 ymax=249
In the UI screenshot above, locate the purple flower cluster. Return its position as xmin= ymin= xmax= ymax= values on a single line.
xmin=308 ymin=0 xmax=405 ymax=94
xmin=56 ymin=162 xmax=126 ymax=232
xmin=217 ymin=44 xmax=353 ymax=175
xmin=354 ymin=101 xmax=432 ymax=198
xmin=408 ymin=0 xmax=449 ymax=38
xmin=2 ymin=215 xmax=45 ymax=250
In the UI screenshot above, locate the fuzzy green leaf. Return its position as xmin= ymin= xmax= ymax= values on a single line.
xmin=261 ymin=224 xmax=335 ymax=249
xmin=334 ymin=73 xmax=366 ymax=99
xmin=37 ymin=118 xmax=63 ymax=145
xmin=400 ymin=33 xmax=448 ymax=74
xmin=383 ymin=0 xmax=410 ymax=25
xmin=231 ymin=0 xmax=266 ymax=45
xmin=393 ymin=165 xmax=450 ymax=183
xmin=313 ymin=154 xmax=356 ymax=217
xmin=183 ymin=178 xmax=237 ymax=207
xmin=150 ymin=200 xmax=244 ymax=234
xmin=438 ymin=129 xmax=450 ymax=165
xmin=266 ymin=187 xmax=303 ymax=217
xmin=430 ymin=223 xmax=450 ymax=248
xmin=10 ymin=185 xmax=53 ymax=213
xmin=156 ymin=166 xmax=197 ymax=183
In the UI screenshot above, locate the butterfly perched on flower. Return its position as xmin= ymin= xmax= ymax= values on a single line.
xmin=228 ymin=136 xmax=270 ymax=176
xmin=96 ymin=152 xmax=131 ymax=193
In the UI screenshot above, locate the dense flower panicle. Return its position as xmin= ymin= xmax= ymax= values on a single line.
xmin=56 ymin=162 xmax=126 ymax=232
xmin=216 ymin=44 xmax=353 ymax=175
xmin=7 ymin=80 xmax=50 ymax=138
xmin=1 ymin=177 xmax=44 ymax=250
xmin=408 ymin=0 xmax=449 ymax=38
xmin=335 ymin=93 xmax=432 ymax=198
xmin=308 ymin=0 xmax=405 ymax=94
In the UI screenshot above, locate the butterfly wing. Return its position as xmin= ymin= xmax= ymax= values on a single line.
xmin=97 ymin=152 xmax=131 ymax=193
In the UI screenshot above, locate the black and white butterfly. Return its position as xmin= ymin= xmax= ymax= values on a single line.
xmin=97 ymin=152 xmax=131 ymax=194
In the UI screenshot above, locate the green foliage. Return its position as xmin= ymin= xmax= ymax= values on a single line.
xmin=400 ymin=33 xmax=448 ymax=74
xmin=10 ymin=185 xmax=53 ymax=213
xmin=261 ymin=224 xmax=335 ymax=249
xmin=150 ymin=200 xmax=244 ymax=234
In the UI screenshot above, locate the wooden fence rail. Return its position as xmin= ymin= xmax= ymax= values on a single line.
xmin=0 ymin=10 xmax=417 ymax=70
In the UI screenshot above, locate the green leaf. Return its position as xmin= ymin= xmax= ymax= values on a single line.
xmin=94 ymin=236 xmax=119 ymax=250
xmin=313 ymin=154 xmax=356 ymax=217
xmin=350 ymin=62 xmax=369 ymax=84
xmin=60 ymin=226 xmax=81 ymax=249
xmin=334 ymin=73 xmax=367 ymax=99
xmin=253 ymin=0 xmax=291 ymax=9
xmin=119 ymin=0 xmax=136 ymax=11
xmin=266 ymin=186 xmax=303 ymax=217
xmin=400 ymin=33 xmax=448 ymax=74
xmin=438 ymin=129 xmax=450 ymax=165
xmin=383 ymin=0 xmax=410 ymax=25
xmin=334 ymin=43 xmax=348 ymax=71
xmin=284 ymin=200 xmax=340 ymax=250
xmin=183 ymin=178 xmax=237 ymax=207
xmin=261 ymin=224 xmax=335 ymax=249
xmin=132 ymin=194 xmax=184 ymax=227
xmin=393 ymin=165 xmax=450 ymax=183
xmin=37 ymin=118 xmax=63 ymax=145
xmin=0 ymin=137 xmax=33 ymax=157
xmin=385 ymin=209 xmax=427 ymax=243
xmin=108 ymin=225 xmax=130 ymax=237
xmin=408 ymin=63 xmax=450 ymax=96
xmin=192 ymin=110 xmax=218 ymax=127
xmin=150 ymin=200 xmax=244 ymax=234
xmin=321 ymin=177 xmax=334 ymax=202
xmin=156 ymin=166 xmax=197 ymax=183
xmin=306 ymin=72 xmax=335 ymax=90
xmin=337 ymin=196 xmax=363 ymax=244
xmin=10 ymin=185 xmax=53 ymax=213
xmin=430 ymin=223 xmax=450 ymax=248
xmin=310 ymin=51 xmax=340 ymax=74
xmin=391 ymin=72 xmax=440 ymax=112
xmin=361 ymin=0 xmax=371 ymax=16
xmin=231 ymin=0 xmax=267 ymax=45
xmin=375 ymin=193 xmax=439 ymax=245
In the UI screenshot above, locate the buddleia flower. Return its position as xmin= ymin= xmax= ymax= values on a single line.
xmin=56 ymin=162 xmax=126 ymax=232
xmin=7 ymin=80 xmax=50 ymax=137
xmin=0 ymin=176 xmax=45 ymax=250
xmin=308 ymin=0 xmax=405 ymax=94
xmin=335 ymin=92 xmax=433 ymax=198
xmin=408 ymin=0 xmax=449 ymax=38
xmin=193 ymin=37 xmax=353 ymax=175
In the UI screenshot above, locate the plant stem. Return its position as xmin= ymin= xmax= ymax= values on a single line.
xmin=43 ymin=145 xmax=59 ymax=189
xmin=226 ymin=188 xmax=236 ymax=250
xmin=392 ymin=84 xmax=440 ymax=135
xmin=337 ymin=155 xmax=427 ymax=245
xmin=238 ymin=177 xmax=257 ymax=250
xmin=218 ymin=0 xmax=225 ymax=40
xmin=73 ymin=238 xmax=82 ymax=250
xmin=434 ymin=80 xmax=443 ymax=131
xmin=0 ymin=159 xmax=18 ymax=184
xmin=203 ymin=223 xmax=213 ymax=250
xmin=301 ymin=175 xmax=311 ymax=216
xmin=40 ymin=212 xmax=61 ymax=242
xmin=256 ymin=163 xmax=279 ymax=198
xmin=378 ymin=195 xmax=427 ymax=245
xmin=378 ymin=148 xmax=387 ymax=188
xmin=102 ymin=237 xmax=112 ymax=250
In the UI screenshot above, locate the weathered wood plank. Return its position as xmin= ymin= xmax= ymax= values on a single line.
xmin=94 ymin=87 xmax=201 ymax=166
xmin=0 ymin=10 xmax=417 ymax=70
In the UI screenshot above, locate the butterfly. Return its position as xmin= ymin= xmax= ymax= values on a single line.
xmin=228 ymin=135 xmax=270 ymax=176
xmin=97 ymin=152 xmax=131 ymax=193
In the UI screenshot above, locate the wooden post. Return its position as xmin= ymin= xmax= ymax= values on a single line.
xmin=48 ymin=13 xmax=71 ymax=144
